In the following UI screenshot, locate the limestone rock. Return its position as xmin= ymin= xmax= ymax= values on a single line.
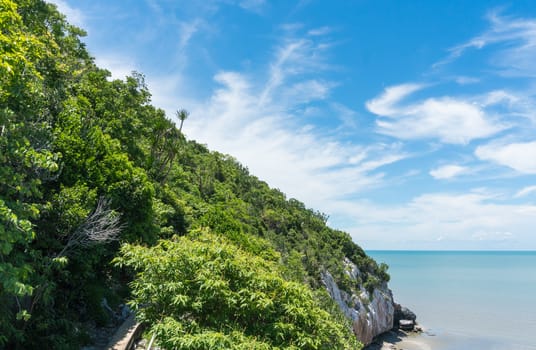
xmin=321 ymin=258 xmax=395 ymax=346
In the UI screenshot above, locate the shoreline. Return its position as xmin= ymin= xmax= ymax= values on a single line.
xmin=365 ymin=328 xmax=536 ymax=350
xmin=365 ymin=329 xmax=437 ymax=350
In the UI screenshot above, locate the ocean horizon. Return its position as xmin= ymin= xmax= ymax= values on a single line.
xmin=367 ymin=250 xmax=536 ymax=350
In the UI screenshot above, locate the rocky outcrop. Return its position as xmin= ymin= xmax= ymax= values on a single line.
xmin=321 ymin=258 xmax=395 ymax=346
xmin=394 ymin=304 xmax=417 ymax=331
xmin=394 ymin=304 xmax=416 ymax=323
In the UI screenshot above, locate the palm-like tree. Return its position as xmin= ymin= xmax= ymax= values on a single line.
xmin=176 ymin=109 xmax=189 ymax=132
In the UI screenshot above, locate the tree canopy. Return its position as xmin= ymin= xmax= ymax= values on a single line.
xmin=114 ymin=232 xmax=360 ymax=350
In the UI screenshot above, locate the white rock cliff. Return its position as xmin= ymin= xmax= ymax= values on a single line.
xmin=321 ymin=258 xmax=395 ymax=346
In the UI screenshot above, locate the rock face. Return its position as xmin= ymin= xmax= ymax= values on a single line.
xmin=321 ymin=258 xmax=395 ymax=346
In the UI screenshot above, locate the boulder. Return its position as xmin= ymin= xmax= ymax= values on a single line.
xmin=398 ymin=319 xmax=415 ymax=331
xmin=393 ymin=304 xmax=417 ymax=329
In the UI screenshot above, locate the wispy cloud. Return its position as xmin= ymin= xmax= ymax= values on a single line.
xmin=430 ymin=164 xmax=468 ymax=179
xmin=259 ymin=38 xmax=332 ymax=106
xmin=479 ymin=90 xmax=520 ymax=107
xmin=366 ymin=84 xmax=506 ymax=144
xmin=366 ymin=83 xmax=423 ymax=116
xmin=437 ymin=11 xmax=536 ymax=76
xmin=475 ymin=141 xmax=536 ymax=174
xmin=514 ymin=186 xmax=536 ymax=198
xmin=187 ymin=33 xmax=407 ymax=212
xmin=178 ymin=19 xmax=203 ymax=50
xmin=514 ymin=185 xmax=536 ymax=198
xmin=331 ymin=103 xmax=359 ymax=132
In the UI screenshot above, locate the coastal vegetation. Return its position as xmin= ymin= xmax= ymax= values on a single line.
xmin=0 ymin=0 xmax=388 ymax=348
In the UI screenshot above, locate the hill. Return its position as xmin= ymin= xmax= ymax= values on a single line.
xmin=1 ymin=1 xmax=393 ymax=348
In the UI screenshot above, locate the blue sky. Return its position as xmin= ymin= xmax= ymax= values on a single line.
xmin=49 ymin=0 xmax=536 ymax=250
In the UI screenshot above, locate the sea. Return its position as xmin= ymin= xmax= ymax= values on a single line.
xmin=367 ymin=251 xmax=536 ymax=350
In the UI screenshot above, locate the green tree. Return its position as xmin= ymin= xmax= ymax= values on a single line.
xmin=0 ymin=0 xmax=61 ymax=343
xmin=114 ymin=232 xmax=361 ymax=350
xmin=177 ymin=108 xmax=189 ymax=132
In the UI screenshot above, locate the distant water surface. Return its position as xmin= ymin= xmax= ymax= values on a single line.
xmin=367 ymin=251 xmax=536 ymax=350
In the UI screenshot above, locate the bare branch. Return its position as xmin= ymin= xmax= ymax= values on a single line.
xmin=57 ymin=197 xmax=123 ymax=258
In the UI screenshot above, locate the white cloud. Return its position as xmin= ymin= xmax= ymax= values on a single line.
xmin=476 ymin=141 xmax=536 ymax=174
xmin=367 ymin=84 xmax=506 ymax=144
xmin=366 ymin=83 xmax=422 ymax=116
xmin=479 ymin=90 xmax=520 ymax=107
xmin=339 ymin=191 xmax=536 ymax=249
xmin=46 ymin=0 xmax=84 ymax=27
xmin=440 ymin=12 xmax=536 ymax=77
xmin=430 ymin=164 xmax=467 ymax=179
xmin=358 ymin=151 xmax=407 ymax=173
xmin=514 ymin=185 xmax=536 ymax=198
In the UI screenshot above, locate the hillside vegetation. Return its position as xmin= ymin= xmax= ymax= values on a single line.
xmin=0 ymin=1 xmax=388 ymax=348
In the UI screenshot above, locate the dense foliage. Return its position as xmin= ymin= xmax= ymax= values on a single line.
xmin=114 ymin=232 xmax=360 ymax=349
xmin=0 ymin=1 xmax=388 ymax=348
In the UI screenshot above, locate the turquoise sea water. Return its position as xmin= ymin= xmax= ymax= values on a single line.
xmin=367 ymin=251 xmax=536 ymax=350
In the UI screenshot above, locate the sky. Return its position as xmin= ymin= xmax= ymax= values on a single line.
xmin=47 ymin=0 xmax=536 ymax=250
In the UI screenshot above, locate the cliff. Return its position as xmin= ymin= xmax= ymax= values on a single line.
xmin=322 ymin=258 xmax=396 ymax=345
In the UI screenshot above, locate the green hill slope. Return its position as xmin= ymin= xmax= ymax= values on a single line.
xmin=0 ymin=1 xmax=388 ymax=348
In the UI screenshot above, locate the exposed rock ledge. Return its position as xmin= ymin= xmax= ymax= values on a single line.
xmin=321 ymin=258 xmax=397 ymax=346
